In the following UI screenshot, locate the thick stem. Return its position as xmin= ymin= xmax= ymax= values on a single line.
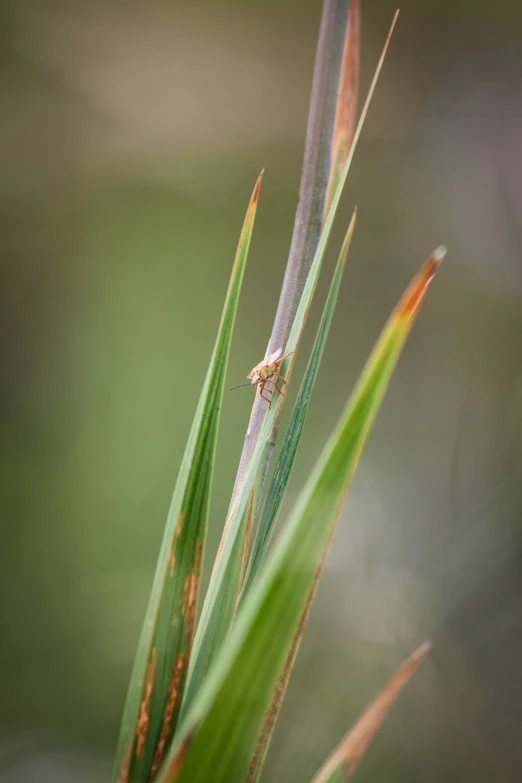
xmin=228 ymin=0 xmax=351 ymax=513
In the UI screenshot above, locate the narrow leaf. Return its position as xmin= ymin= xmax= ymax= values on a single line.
xmin=242 ymin=209 xmax=356 ymax=783
xmin=245 ymin=566 xmax=324 ymax=783
xmin=310 ymin=641 xmax=432 ymax=783
xmin=241 ymin=207 xmax=357 ymax=604
xmin=245 ymin=239 xmax=439 ymax=783
xmin=112 ymin=171 xmax=263 ymax=783
xmin=325 ymin=0 xmax=360 ymax=216
xmin=182 ymin=13 xmax=398 ymax=715
xmin=158 ymin=245 xmax=445 ymax=783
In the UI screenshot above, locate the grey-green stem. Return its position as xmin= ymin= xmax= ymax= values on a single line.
xmin=228 ymin=0 xmax=351 ymax=515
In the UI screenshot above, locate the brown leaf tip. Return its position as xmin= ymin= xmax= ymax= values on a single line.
xmin=117 ymin=741 xmax=133 ymax=783
xmin=386 ymin=10 xmax=400 ymax=44
xmin=399 ymin=246 xmax=446 ymax=318
xmin=251 ymin=169 xmax=265 ymax=206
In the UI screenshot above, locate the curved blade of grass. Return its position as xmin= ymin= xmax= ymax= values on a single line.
xmin=240 ymin=208 xmax=357 ymax=605
xmin=325 ymin=0 xmax=360 ymax=216
xmin=242 ymin=207 xmax=356 ymax=783
xmin=158 ymin=246 xmax=446 ymax=783
xmin=112 ymin=171 xmax=263 ymax=783
xmin=310 ymin=642 xmax=432 ymax=783
xmin=182 ymin=14 xmax=398 ymax=716
xmin=243 ymin=243 xmax=435 ymax=783
xmin=244 ymin=569 xmax=323 ymax=783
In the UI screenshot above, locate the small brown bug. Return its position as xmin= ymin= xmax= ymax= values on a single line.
xmin=229 ymin=348 xmax=293 ymax=406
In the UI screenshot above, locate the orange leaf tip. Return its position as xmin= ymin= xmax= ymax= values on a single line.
xmin=398 ymin=245 xmax=446 ymax=319
xmin=252 ymin=169 xmax=264 ymax=204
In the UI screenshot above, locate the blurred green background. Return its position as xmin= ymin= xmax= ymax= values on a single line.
xmin=1 ymin=0 xmax=521 ymax=780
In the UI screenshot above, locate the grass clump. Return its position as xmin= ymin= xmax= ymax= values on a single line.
xmin=113 ymin=3 xmax=443 ymax=781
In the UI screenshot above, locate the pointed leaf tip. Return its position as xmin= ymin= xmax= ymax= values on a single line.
xmin=251 ymin=169 xmax=264 ymax=205
xmin=433 ymin=244 xmax=447 ymax=262
xmin=325 ymin=0 xmax=360 ymax=215
xmin=113 ymin=156 xmax=261 ymax=783
xmin=311 ymin=640 xmax=431 ymax=783
xmin=398 ymin=246 xmax=445 ymax=319
xmin=410 ymin=640 xmax=433 ymax=662
xmin=323 ymin=7 xmax=399 ymax=231
xmin=386 ymin=10 xmax=400 ymax=45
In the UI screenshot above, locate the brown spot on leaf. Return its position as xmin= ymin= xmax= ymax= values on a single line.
xmin=168 ymin=510 xmax=184 ymax=577
xmin=135 ymin=649 xmax=158 ymax=758
xmin=182 ymin=542 xmax=203 ymax=643
xmin=150 ymin=653 xmax=187 ymax=779
xmin=117 ymin=741 xmax=133 ymax=783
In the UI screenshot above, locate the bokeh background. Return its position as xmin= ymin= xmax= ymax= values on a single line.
xmin=1 ymin=0 xmax=522 ymax=780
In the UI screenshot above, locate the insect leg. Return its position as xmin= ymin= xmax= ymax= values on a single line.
xmin=259 ymin=384 xmax=273 ymax=405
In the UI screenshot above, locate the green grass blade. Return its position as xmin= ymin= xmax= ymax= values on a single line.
xmin=244 ymin=573 xmax=321 ymax=783
xmin=241 ymin=208 xmax=357 ymax=604
xmin=310 ymin=642 xmax=431 ymax=783
xmin=182 ymin=15 xmax=398 ymax=715
xmin=112 ymin=171 xmax=263 ymax=783
xmin=158 ymin=246 xmax=445 ymax=783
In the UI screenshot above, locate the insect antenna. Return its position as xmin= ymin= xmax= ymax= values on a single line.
xmin=228 ymin=382 xmax=252 ymax=391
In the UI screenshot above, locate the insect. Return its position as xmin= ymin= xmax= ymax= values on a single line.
xmin=229 ymin=348 xmax=293 ymax=406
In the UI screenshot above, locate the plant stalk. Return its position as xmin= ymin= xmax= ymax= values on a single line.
xmin=227 ymin=0 xmax=351 ymax=517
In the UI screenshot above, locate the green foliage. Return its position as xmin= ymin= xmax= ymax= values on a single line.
xmin=156 ymin=248 xmax=443 ymax=783
xmin=182 ymin=9 xmax=397 ymax=714
xmin=113 ymin=173 xmax=263 ymax=783
xmin=114 ymin=7 xmax=442 ymax=783
xmin=240 ymin=209 xmax=356 ymax=609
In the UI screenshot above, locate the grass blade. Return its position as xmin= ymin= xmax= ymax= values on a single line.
xmin=241 ymin=208 xmax=357 ymax=604
xmin=325 ymin=0 xmax=360 ymax=215
xmin=182 ymin=14 xmax=398 ymax=715
xmin=242 ymin=210 xmax=356 ymax=783
xmin=158 ymin=246 xmax=445 ymax=783
xmin=244 ymin=571 xmax=323 ymax=783
xmin=112 ymin=171 xmax=263 ymax=783
xmin=310 ymin=642 xmax=432 ymax=783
